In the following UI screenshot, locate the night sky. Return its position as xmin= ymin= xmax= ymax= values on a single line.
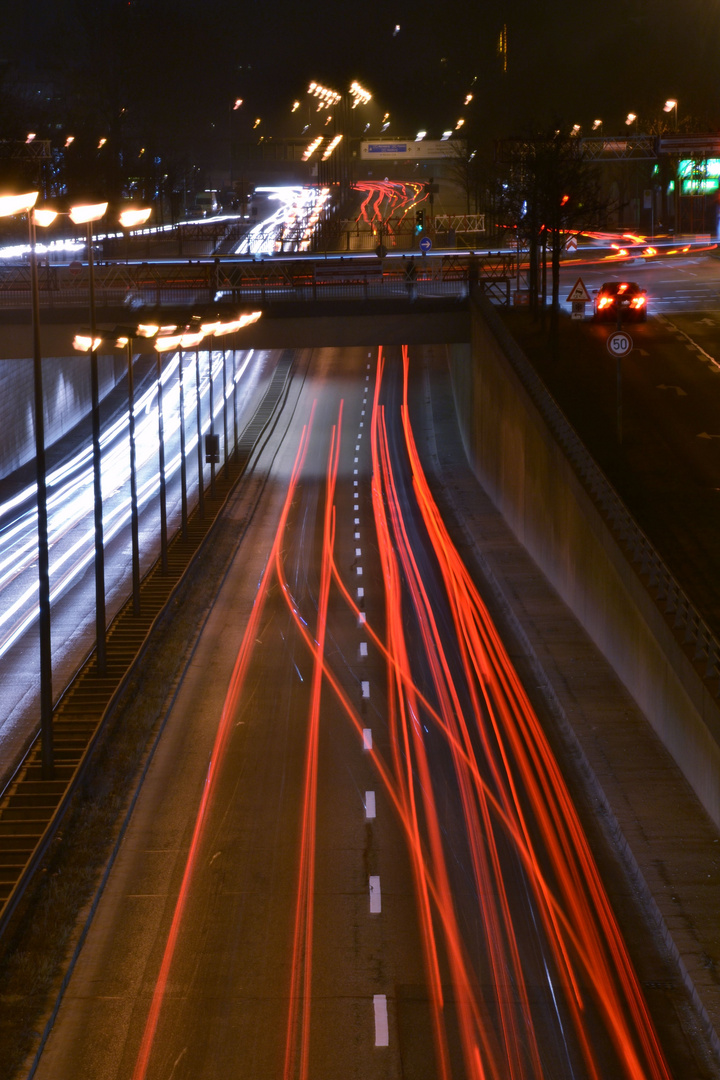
xmin=2 ymin=1 xmax=719 ymax=156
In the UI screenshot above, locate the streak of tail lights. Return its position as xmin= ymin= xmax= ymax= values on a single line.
xmin=131 ymin=405 xmax=317 ymax=1080
xmin=131 ymin=346 xmax=673 ymax=1078
xmin=283 ymin=404 xmax=342 ymax=1080
xmin=354 ymin=180 xmax=430 ymax=234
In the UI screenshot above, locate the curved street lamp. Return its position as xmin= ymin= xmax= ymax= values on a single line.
xmin=0 ymin=192 xmax=59 ymax=776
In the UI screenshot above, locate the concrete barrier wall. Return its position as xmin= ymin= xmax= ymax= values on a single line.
xmin=450 ymin=299 xmax=720 ymax=827
xmin=0 ymin=352 xmax=126 ymax=480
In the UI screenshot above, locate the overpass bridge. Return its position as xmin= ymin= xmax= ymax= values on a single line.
xmin=0 ymin=250 xmax=513 ymax=318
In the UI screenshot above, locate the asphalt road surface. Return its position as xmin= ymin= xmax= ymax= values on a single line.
xmin=32 ymin=344 xmax=683 ymax=1080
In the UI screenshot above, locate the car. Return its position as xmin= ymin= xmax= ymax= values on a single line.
xmin=594 ymin=281 xmax=648 ymax=322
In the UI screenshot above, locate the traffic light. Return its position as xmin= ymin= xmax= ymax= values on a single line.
xmin=415 ymin=208 xmax=424 ymax=233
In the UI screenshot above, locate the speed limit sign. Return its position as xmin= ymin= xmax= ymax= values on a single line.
xmin=607 ymin=330 xmax=633 ymax=357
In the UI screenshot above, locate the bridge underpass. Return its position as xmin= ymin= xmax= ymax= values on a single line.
xmin=0 ymin=299 xmax=717 ymax=1079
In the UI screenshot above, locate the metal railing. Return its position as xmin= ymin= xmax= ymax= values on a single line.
xmin=0 ymin=253 xmax=516 ymax=310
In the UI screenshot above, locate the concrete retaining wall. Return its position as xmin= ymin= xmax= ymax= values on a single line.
xmin=0 ymin=352 xmax=127 ymax=480
xmin=451 ymin=298 xmax=720 ymax=827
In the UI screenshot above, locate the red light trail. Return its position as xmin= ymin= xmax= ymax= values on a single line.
xmin=129 ymin=346 xmax=673 ymax=1080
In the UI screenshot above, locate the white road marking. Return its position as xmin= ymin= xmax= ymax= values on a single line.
xmin=355 ymin=518 xmax=360 ymax=525
xmin=354 ymin=504 xmax=359 ymax=511
xmin=361 ymin=680 xmax=370 ymax=698
xmin=359 ymin=421 xmax=364 ymax=427
xmin=356 ymin=547 xmax=362 ymax=557
xmin=363 ymin=727 xmax=372 ymax=749
xmin=358 ymin=612 xmax=366 ymax=624
xmin=357 ymin=432 xmax=362 ymax=439
xmin=361 ymin=409 xmax=365 ymax=415
xmin=360 ymin=641 xmax=368 ymax=657
xmin=369 ymin=875 xmax=382 ymax=913
xmin=357 ymin=566 xmax=363 ymax=575
xmin=357 ymin=586 xmax=364 ymax=598
xmin=354 ymin=480 xmax=358 ymax=486
xmin=355 ymin=531 xmax=360 ymax=539
xmin=356 ymin=444 xmax=360 ymax=451
xmin=365 ymin=791 xmax=376 ymax=819
xmin=354 ymin=456 xmax=359 ymax=463
xmin=373 ymin=995 xmax=389 ymax=1046
xmin=354 ymin=468 xmax=358 ymax=475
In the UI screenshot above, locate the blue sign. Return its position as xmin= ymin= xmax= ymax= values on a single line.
xmin=367 ymin=143 xmax=408 ymax=155
xmin=419 ymin=236 xmax=432 ymax=252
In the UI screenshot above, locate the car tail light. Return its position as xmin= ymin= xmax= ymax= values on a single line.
xmin=630 ymin=295 xmax=646 ymax=309
xmin=598 ymin=296 xmax=612 ymax=309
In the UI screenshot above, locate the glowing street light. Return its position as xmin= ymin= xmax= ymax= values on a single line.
xmin=663 ymin=98 xmax=678 ymax=131
xmin=64 ymin=135 xmax=75 ymax=148
xmin=253 ymin=118 xmax=261 ymax=129
xmin=97 ymin=137 xmax=107 ymax=149
xmin=592 ymin=119 xmax=603 ymax=131
xmin=416 ymin=130 xmax=427 ymax=141
xmin=441 ymin=130 xmax=453 ymax=141
xmin=119 ymin=207 xmax=152 ymax=229
xmin=349 ymin=81 xmax=372 ymax=108
xmin=625 ymin=112 xmax=637 ymax=128
xmin=26 ymin=132 xmax=36 ymax=144
xmin=291 ymin=100 xmax=300 ymax=112
xmin=464 ymin=93 xmax=473 ymax=105
xmin=232 ymin=97 xmax=243 ymax=110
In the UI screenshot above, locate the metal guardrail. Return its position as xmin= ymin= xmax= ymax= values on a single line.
xmin=0 ymin=253 xmax=516 ymax=309
xmin=483 ymin=298 xmax=720 ymax=690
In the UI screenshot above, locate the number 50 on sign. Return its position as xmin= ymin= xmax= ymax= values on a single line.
xmin=607 ymin=330 xmax=633 ymax=357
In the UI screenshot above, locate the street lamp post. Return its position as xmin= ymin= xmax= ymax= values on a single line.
xmin=177 ymin=350 xmax=188 ymax=541
xmin=208 ymin=350 xmax=217 ymax=498
xmin=70 ymin=202 xmax=109 ymax=676
xmin=156 ymin=347 xmax=168 ymax=574
xmin=195 ymin=349 xmax=205 ymax=520
xmin=0 ymin=192 xmax=56 ymax=776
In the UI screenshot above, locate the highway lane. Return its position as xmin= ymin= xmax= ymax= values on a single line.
xmin=0 ymin=347 xmax=276 ymax=781
xmin=33 ymin=344 xmax=679 ymax=1080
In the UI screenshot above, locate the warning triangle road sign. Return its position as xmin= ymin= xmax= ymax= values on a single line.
xmin=566 ymin=277 xmax=592 ymax=303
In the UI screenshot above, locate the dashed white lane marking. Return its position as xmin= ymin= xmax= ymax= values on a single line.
xmin=373 ymin=995 xmax=389 ymax=1046
xmin=354 ymin=504 xmax=359 ymax=511
xmin=361 ymin=680 xmax=370 ymax=698
xmin=357 ymin=432 xmax=362 ymax=439
xmin=355 ymin=444 xmax=360 ymax=451
xmin=354 ymin=456 xmax=359 ymax=463
xmin=355 ymin=531 xmax=360 ymax=539
xmin=365 ymin=791 xmax=376 ymax=819
xmin=355 ymin=518 xmax=360 ymax=525
xmin=354 ymin=468 xmax=358 ymax=475
xmin=358 ymin=612 xmax=366 ymax=625
xmin=369 ymin=875 xmax=382 ymax=913
xmin=359 ymin=421 xmax=364 ymax=427
xmin=365 ymin=374 xmax=370 ymax=380
xmin=360 ymin=641 xmax=368 ymax=657
xmin=361 ymin=409 xmax=365 ymax=415
xmin=367 ymin=362 xmax=371 ymax=368
xmin=357 ymin=566 xmax=363 ymax=576
xmin=363 ymin=727 xmax=372 ymax=749
xmin=357 ymin=586 xmax=364 ymax=598
xmin=354 ymin=480 xmax=358 ymax=487
xmin=356 ymin=547 xmax=362 ymax=557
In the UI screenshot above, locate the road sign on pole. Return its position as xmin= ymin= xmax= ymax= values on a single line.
xmin=607 ymin=330 xmax=633 ymax=357
xmin=566 ymin=277 xmax=591 ymax=302
xmin=419 ymin=236 xmax=432 ymax=253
